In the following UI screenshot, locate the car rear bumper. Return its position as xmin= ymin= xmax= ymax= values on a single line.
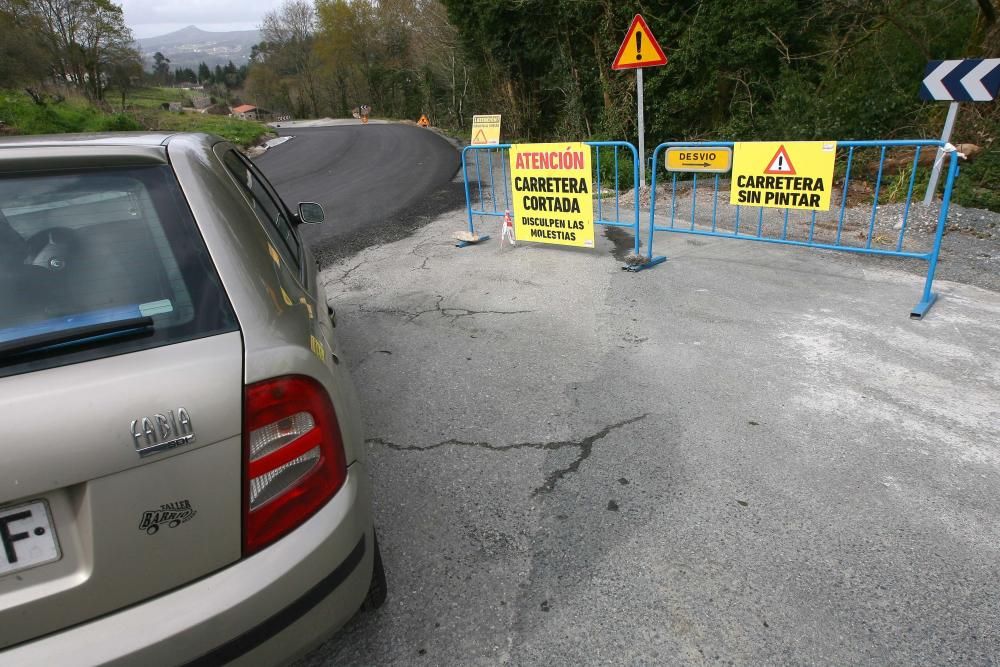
xmin=2 ymin=464 xmax=373 ymax=667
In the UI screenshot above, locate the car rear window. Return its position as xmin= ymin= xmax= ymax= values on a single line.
xmin=0 ymin=164 xmax=238 ymax=378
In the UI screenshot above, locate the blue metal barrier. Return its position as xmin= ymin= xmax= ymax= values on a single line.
xmin=645 ymin=140 xmax=961 ymax=318
xmin=461 ymin=141 xmax=642 ymax=256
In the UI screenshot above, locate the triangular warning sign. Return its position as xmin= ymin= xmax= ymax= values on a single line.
xmin=764 ymin=145 xmax=796 ymax=174
xmin=473 ymin=128 xmax=487 ymax=144
xmin=418 ymin=115 xmax=429 ymax=127
xmin=612 ymin=15 xmax=668 ymax=70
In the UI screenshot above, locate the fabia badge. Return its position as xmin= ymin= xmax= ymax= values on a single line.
xmin=139 ymin=500 xmax=197 ymax=535
xmin=130 ymin=408 xmax=195 ymax=457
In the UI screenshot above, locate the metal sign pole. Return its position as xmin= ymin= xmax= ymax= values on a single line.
xmin=612 ymin=14 xmax=667 ymax=193
xmin=923 ymin=101 xmax=959 ymax=205
xmin=637 ymin=67 xmax=645 ymax=188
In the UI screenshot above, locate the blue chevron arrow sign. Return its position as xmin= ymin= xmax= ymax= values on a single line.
xmin=920 ymin=59 xmax=1000 ymax=102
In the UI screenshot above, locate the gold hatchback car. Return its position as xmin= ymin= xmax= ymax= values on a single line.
xmin=0 ymin=133 xmax=385 ymax=665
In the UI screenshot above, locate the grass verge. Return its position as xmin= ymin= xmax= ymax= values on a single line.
xmin=0 ymin=88 xmax=270 ymax=147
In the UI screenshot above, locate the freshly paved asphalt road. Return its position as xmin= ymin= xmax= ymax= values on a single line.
xmin=254 ymin=122 xmax=463 ymax=266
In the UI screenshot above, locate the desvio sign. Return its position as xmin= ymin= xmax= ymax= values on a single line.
xmin=665 ymin=147 xmax=732 ymax=173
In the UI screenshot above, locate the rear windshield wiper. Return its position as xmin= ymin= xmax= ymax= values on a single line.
xmin=0 ymin=316 xmax=154 ymax=360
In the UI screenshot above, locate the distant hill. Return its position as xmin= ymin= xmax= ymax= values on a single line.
xmin=135 ymin=25 xmax=260 ymax=70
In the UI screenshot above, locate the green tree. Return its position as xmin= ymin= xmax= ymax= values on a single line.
xmin=0 ymin=1 xmax=50 ymax=92
xmin=26 ymin=0 xmax=133 ymax=100
xmin=153 ymin=51 xmax=171 ymax=85
xmin=261 ymin=0 xmax=322 ymax=117
xmin=106 ymin=42 xmax=143 ymax=110
xmin=246 ymin=60 xmax=290 ymax=111
xmin=78 ymin=0 xmax=132 ymax=100
xmin=174 ymin=67 xmax=197 ymax=84
xmin=315 ymin=0 xmax=369 ymax=116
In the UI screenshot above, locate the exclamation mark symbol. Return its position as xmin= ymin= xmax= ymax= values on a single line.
xmin=778 ymin=155 xmax=784 ymax=170
xmin=636 ymin=31 xmax=643 ymax=61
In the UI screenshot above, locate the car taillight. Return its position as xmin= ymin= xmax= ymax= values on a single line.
xmin=243 ymin=375 xmax=347 ymax=556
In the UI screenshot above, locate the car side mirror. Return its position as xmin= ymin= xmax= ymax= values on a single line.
xmin=297 ymin=202 xmax=325 ymax=224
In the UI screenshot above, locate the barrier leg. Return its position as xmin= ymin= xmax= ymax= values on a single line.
xmin=624 ymin=255 xmax=667 ymax=272
xmin=624 ymin=150 xmax=666 ymax=271
xmin=455 ymin=235 xmax=491 ymax=248
xmin=458 ymin=146 xmax=492 ymax=247
xmin=911 ymin=152 xmax=959 ymax=319
xmin=462 ymin=150 xmax=475 ymax=234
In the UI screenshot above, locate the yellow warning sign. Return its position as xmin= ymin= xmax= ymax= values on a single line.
xmin=418 ymin=115 xmax=429 ymax=127
xmin=730 ymin=141 xmax=837 ymax=211
xmin=471 ymin=114 xmax=501 ymax=145
xmin=509 ymin=142 xmax=594 ymax=248
xmin=612 ymin=14 xmax=667 ymax=70
xmin=665 ymin=147 xmax=732 ymax=173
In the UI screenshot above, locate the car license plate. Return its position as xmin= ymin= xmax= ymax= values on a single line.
xmin=0 ymin=501 xmax=60 ymax=577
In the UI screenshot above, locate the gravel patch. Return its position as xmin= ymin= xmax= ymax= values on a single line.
xmin=466 ymin=161 xmax=1000 ymax=293
xmin=618 ymin=179 xmax=1000 ymax=293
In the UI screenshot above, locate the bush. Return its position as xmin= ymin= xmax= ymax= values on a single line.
xmin=96 ymin=113 xmax=142 ymax=132
xmin=0 ymin=92 xmax=99 ymax=134
xmin=952 ymin=149 xmax=1000 ymax=211
xmin=594 ymin=143 xmax=639 ymax=189
xmin=0 ymin=89 xmax=269 ymax=148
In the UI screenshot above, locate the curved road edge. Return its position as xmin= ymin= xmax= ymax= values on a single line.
xmin=255 ymin=122 xmax=465 ymax=267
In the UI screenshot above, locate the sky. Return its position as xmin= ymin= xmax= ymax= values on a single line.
xmin=119 ymin=0 xmax=285 ymax=38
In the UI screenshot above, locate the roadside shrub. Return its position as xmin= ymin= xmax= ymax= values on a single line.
xmin=952 ymin=149 xmax=1000 ymax=212
xmin=96 ymin=113 xmax=142 ymax=132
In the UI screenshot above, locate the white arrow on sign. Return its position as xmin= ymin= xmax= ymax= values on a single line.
xmin=923 ymin=60 xmax=960 ymax=100
xmin=960 ymin=58 xmax=1000 ymax=101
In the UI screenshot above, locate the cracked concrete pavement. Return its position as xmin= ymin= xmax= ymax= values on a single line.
xmin=368 ymin=415 xmax=648 ymax=497
xmin=356 ymin=294 xmax=535 ymax=325
xmin=297 ymin=198 xmax=1000 ymax=665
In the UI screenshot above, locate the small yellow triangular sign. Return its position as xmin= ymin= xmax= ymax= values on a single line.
xmin=612 ymin=14 xmax=667 ymax=70
xmin=470 ymin=114 xmax=501 ymax=145
xmin=418 ymin=114 xmax=430 ymax=127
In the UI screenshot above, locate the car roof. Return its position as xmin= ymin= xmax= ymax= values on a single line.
xmin=0 ymin=132 xmax=185 ymax=149
xmin=0 ymin=133 xmax=225 ymax=171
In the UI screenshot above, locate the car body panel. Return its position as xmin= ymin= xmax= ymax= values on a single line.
xmin=0 ymin=132 xmax=373 ymax=662
xmin=1 ymin=467 xmax=372 ymax=667
xmin=0 ymin=332 xmax=243 ymax=502
xmin=0 ymin=332 xmax=245 ymax=649
xmin=0 ymin=432 xmax=243 ymax=649
xmin=167 ymin=135 xmax=365 ymax=467
xmin=0 ymin=144 xmax=169 ymax=175
xmin=0 ymin=133 xmax=176 ymax=149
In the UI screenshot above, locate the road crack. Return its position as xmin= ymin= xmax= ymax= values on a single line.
xmin=359 ymin=294 xmax=533 ymax=323
xmin=327 ymin=261 xmax=366 ymax=288
xmin=410 ymin=239 xmax=438 ymax=272
xmin=367 ymin=414 xmax=647 ymax=495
